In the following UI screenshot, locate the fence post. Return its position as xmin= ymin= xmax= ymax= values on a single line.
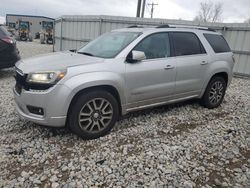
xmin=52 ymin=20 xmax=55 ymax=52
xmin=60 ymin=18 xmax=63 ymax=51
xmin=99 ymin=18 xmax=103 ymax=35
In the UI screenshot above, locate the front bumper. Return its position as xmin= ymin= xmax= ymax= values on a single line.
xmin=13 ymin=84 xmax=73 ymax=127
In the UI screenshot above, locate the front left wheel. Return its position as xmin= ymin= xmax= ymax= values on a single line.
xmin=68 ymin=90 xmax=119 ymax=139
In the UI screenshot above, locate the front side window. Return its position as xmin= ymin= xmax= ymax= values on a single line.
xmin=171 ymin=32 xmax=206 ymax=56
xmin=133 ymin=32 xmax=171 ymax=59
xmin=77 ymin=32 xmax=141 ymax=58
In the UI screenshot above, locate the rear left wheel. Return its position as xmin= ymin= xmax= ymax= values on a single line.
xmin=68 ymin=90 xmax=119 ymax=139
xmin=201 ymin=76 xmax=227 ymax=109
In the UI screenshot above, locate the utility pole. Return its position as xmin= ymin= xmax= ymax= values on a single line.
xmin=141 ymin=0 xmax=146 ymax=18
xmin=148 ymin=2 xmax=158 ymax=18
xmin=136 ymin=0 xmax=142 ymax=17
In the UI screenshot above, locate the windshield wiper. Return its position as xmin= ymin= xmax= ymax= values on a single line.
xmin=77 ymin=52 xmax=94 ymax=56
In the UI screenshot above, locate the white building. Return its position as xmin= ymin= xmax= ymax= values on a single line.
xmin=6 ymin=14 xmax=54 ymax=38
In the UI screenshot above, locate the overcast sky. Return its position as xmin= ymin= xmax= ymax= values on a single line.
xmin=1 ymin=0 xmax=250 ymax=24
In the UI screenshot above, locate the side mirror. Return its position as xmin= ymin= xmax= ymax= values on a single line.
xmin=69 ymin=49 xmax=77 ymax=53
xmin=127 ymin=50 xmax=146 ymax=63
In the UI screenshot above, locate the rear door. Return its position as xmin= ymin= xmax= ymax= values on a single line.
xmin=170 ymin=32 xmax=209 ymax=98
xmin=125 ymin=32 xmax=176 ymax=109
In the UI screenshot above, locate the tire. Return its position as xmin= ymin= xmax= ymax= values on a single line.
xmin=47 ymin=38 xmax=53 ymax=44
xmin=46 ymin=38 xmax=52 ymax=44
xmin=201 ymin=76 xmax=227 ymax=109
xmin=20 ymin=36 xmax=27 ymax=41
xmin=68 ymin=90 xmax=119 ymax=139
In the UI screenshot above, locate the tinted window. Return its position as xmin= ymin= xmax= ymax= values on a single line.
xmin=204 ymin=34 xmax=231 ymax=53
xmin=134 ymin=33 xmax=170 ymax=59
xmin=171 ymin=32 xmax=206 ymax=56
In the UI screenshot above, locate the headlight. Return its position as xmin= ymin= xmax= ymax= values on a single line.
xmin=26 ymin=70 xmax=66 ymax=84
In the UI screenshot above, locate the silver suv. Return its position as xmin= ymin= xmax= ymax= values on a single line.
xmin=14 ymin=25 xmax=234 ymax=139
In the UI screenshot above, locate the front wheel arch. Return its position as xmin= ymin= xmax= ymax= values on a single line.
xmin=67 ymin=85 xmax=122 ymax=121
xmin=68 ymin=89 xmax=119 ymax=139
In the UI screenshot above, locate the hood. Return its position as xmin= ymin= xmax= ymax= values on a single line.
xmin=16 ymin=51 xmax=104 ymax=73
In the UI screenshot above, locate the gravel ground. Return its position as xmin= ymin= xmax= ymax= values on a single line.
xmin=0 ymin=40 xmax=250 ymax=187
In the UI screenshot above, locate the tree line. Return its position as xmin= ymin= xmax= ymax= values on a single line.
xmin=194 ymin=0 xmax=250 ymax=23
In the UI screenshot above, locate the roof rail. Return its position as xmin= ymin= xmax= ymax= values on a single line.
xmin=156 ymin=24 xmax=170 ymax=28
xmin=156 ymin=24 xmax=216 ymax=32
xmin=127 ymin=25 xmax=144 ymax=28
xmin=198 ymin=28 xmax=216 ymax=32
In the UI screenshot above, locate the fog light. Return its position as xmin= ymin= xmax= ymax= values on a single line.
xmin=27 ymin=105 xmax=44 ymax=116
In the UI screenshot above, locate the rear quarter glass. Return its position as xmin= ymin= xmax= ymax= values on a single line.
xmin=203 ymin=33 xmax=231 ymax=53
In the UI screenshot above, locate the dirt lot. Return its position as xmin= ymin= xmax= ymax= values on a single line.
xmin=0 ymin=40 xmax=250 ymax=187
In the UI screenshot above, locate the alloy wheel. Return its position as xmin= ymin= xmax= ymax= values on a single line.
xmin=209 ymin=81 xmax=224 ymax=105
xmin=78 ymin=98 xmax=113 ymax=133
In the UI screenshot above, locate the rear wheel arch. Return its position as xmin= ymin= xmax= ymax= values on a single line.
xmin=210 ymin=72 xmax=228 ymax=86
xmin=201 ymin=76 xmax=227 ymax=109
xmin=200 ymin=71 xmax=229 ymax=98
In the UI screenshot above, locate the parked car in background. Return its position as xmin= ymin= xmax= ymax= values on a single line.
xmin=0 ymin=25 xmax=20 ymax=69
xmin=13 ymin=25 xmax=234 ymax=139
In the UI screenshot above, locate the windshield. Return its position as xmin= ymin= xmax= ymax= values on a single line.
xmin=42 ymin=21 xmax=53 ymax=29
xmin=77 ymin=32 xmax=141 ymax=58
xmin=20 ymin=22 xmax=29 ymax=29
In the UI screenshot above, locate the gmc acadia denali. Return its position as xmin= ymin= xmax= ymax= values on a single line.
xmin=14 ymin=25 xmax=234 ymax=139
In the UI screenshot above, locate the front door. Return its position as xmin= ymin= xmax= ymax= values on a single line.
xmin=125 ymin=32 xmax=176 ymax=109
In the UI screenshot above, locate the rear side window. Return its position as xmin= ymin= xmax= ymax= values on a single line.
xmin=171 ymin=32 xmax=206 ymax=56
xmin=204 ymin=34 xmax=231 ymax=53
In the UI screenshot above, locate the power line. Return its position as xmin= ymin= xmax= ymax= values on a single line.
xmin=148 ymin=2 xmax=158 ymax=18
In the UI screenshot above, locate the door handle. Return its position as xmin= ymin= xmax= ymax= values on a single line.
xmin=201 ymin=61 xmax=208 ymax=65
xmin=164 ymin=65 xmax=174 ymax=70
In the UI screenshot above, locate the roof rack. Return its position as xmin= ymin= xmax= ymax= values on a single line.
xmin=156 ymin=24 xmax=170 ymax=28
xmin=198 ymin=28 xmax=216 ymax=32
xmin=127 ymin=25 xmax=144 ymax=28
xmin=156 ymin=24 xmax=216 ymax=32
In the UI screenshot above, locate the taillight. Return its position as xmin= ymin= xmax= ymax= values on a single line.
xmin=1 ymin=37 xmax=14 ymax=44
